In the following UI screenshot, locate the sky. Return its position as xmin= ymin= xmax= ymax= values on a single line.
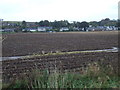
xmin=0 ymin=0 xmax=119 ymax=22
xmin=119 ymin=1 xmax=120 ymax=19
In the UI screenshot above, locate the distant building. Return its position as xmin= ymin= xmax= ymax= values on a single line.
xmin=87 ymin=26 xmax=117 ymax=31
xmin=73 ymin=27 xmax=79 ymax=31
xmin=38 ymin=27 xmax=52 ymax=32
xmin=106 ymin=26 xmax=118 ymax=30
xmin=60 ymin=27 xmax=69 ymax=31
xmin=29 ymin=29 xmax=37 ymax=32
xmin=38 ymin=27 xmax=46 ymax=32
xmin=22 ymin=28 xmax=37 ymax=32
xmin=95 ymin=26 xmax=105 ymax=31
xmin=87 ymin=27 xmax=95 ymax=31
xmin=26 ymin=22 xmax=36 ymax=28
xmin=0 ymin=29 xmax=4 ymax=32
xmin=3 ymin=29 xmax=15 ymax=32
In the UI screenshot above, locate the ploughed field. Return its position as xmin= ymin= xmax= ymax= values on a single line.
xmin=2 ymin=31 xmax=118 ymax=57
xmin=2 ymin=31 xmax=119 ymax=82
xmin=2 ymin=52 xmax=118 ymax=82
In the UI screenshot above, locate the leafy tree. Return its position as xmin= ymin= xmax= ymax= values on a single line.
xmin=35 ymin=22 xmax=39 ymax=27
xmin=22 ymin=21 xmax=27 ymax=29
xmin=39 ymin=20 xmax=50 ymax=27
xmin=80 ymin=21 xmax=89 ymax=31
xmin=43 ymin=20 xmax=50 ymax=26
xmin=99 ymin=18 xmax=110 ymax=26
xmin=60 ymin=20 xmax=69 ymax=27
xmin=89 ymin=21 xmax=99 ymax=27
xmin=52 ymin=20 xmax=61 ymax=29
xmin=39 ymin=21 xmax=44 ymax=26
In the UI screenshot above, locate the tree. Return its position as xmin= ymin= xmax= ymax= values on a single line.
xmin=89 ymin=21 xmax=99 ymax=27
xmin=39 ymin=20 xmax=50 ymax=27
xmin=35 ymin=22 xmax=39 ymax=27
xmin=39 ymin=21 xmax=44 ymax=26
xmin=52 ymin=20 xmax=61 ymax=29
xmin=22 ymin=20 xmax=27 ymax=29
xmin=99 ymin=18 xmax=110 ymax=26
xmin=80 ymin=21 xmax=89 ymax=31
xmin=104 ymin=18 xmax=110 ymax=21
xmin=43 ymin=20 xmax=50 ymax=26
xmin=60 ymin=20 xmax=69 ymax=27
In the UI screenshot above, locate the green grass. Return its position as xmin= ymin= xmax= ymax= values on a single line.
xmin=0 ymin=32 xmax=16 ymax=34
xmin=2 ymin=61 xmax=120 ymax=89
xmin=23 ymin=50 xmax=107 ymax=60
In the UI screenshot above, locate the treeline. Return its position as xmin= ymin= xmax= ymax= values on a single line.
xmin=2 ymin=18 xmax=118 ymax=31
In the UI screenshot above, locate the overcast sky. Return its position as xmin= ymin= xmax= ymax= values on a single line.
xmin=0 ymin=0 xmax=119 ymax=22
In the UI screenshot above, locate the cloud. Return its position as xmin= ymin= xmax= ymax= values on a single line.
xmin=0 ymin=0 xmax=119 ymax=21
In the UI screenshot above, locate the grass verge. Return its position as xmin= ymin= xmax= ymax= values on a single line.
xmin=2 ymin=61 xmax=120 ymax=89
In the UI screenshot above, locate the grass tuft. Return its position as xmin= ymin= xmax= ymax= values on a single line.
xmin=2 ymin=61 xmax=120 ymax=89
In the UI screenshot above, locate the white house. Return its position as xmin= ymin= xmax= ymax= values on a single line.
xmin=38 ymin=27 xmax=46 ymax=32
xmin=60 ymin=27 xmax=69 ymax=31
xmin=108 ymin=26 xmax=118 ymax=30
xmin=38 ymin=27 xmax=52 ymax=32
xmin=73 ymin=27 xmax=79 ymax=31
xmin=87 ymin=26 xmax=118 ymax=31
xmin=3 ymin=29 xmax=15 ymax=32
xmin=0 ymin=29 xmax=4 ymax=32
xmin=87 ymin=27 xmax=95 ymax=31
xmin=22 ymin=28 xmax=37 ymax=32
xmin=29 ymin=29 xmax=37 ymax=32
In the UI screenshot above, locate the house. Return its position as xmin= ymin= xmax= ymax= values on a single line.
xmin=95 ymin=26 xmax=105 ymax=31
xmin=87 ymin=26 xmax=118 ymax=31
xmin=105 ymin=26 xmax=112 ymax=31
xmin=28 ymin=28 xmax=37 ymax=32
xmin=87 ymin=27 xmax=95 ymax=31
xmin=3 ymin=29 xmax=15 ymax=32
xmin=22 ymin=28 xmax=37 ymax=32
xmin=60 ymin=27 xmax=69 ymax=31
xmin=28 ymin=29 xmax=37 ymax=32
xmin=73 ymin=27 xmax=79 ymax=31
xmin=38 ymin=27 xmax=46 ymax=32
xmin=0 ymin=29 xmax=4 ymax=32
xmin=112 ymin=26 xmax=118 ymax=30
xmin=38 ymin=27 xmax=52 ymax=32
xmin=106 ymin=26 xmax=118 ymax=30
